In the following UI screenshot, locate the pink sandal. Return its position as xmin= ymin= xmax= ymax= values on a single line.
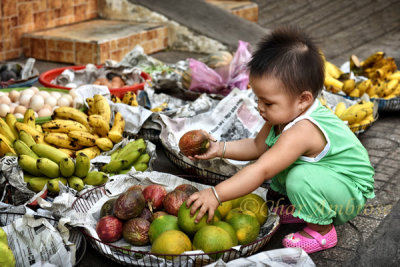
xmin=272 ymin=205 xmax=305 ymax=224
xmin=282 ymin=226 xmax=337 ymax=254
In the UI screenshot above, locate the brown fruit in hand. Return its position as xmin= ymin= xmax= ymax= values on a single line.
xmin=178 ymin=130 xmax=210 ymax=157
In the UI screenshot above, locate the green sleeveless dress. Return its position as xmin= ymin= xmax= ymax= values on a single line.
xmin=267 ymin=100 xmax=375 ymax=225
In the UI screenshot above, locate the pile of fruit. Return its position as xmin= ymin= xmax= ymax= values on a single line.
xmin=324 ymin=52 xmax=400 ymax=99
xmin=95 ymin=183 xmax=268 ymax=259
xmin=333 ymin=101 xmax=375 ymax=132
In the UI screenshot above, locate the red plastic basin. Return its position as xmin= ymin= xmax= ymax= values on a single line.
xmin=39 ymin=65 xmax=151 ymax=97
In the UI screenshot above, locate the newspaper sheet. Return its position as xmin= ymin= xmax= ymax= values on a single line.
xmin=154 ymin=88 xmax=264 ymax=176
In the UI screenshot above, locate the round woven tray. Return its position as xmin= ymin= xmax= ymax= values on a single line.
xmin=72 ymin=185 xmax=280 ymax=267
xmin=0 ymin=211 xmax=87 ymax=266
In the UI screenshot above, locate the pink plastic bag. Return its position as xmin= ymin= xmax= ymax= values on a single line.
xmin=189 ymin=40 xmax=251 ymax=96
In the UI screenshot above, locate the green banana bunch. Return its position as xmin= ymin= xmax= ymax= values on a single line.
xmin=18 ymin=155 xmax=42 ymax=176
xmin=31 ymin=144 xmax=69 ymax=164
xmin=101 ymin=159 xmax=128 ymax=173
xmin=27 ymin=177 xmax=50 ymax=192
xmin=19 ymin=130 xmax=36 ymax=147
xmin=37 ymin=158 xmax=60 ymax=178
xmin=59 ymin=157 xmax=75 ymax=177
xmin=83 ymin=171 xmax=108 ymax=186
xmin=47 ymin=178 xmax=67 ymax=193
xmin=74 ymin=152 xmax=91 ymax=178
xmin=68 ymin=176 xmax=85 ymax=191
xmin=13 ymin=139 xmax=38 ymax=159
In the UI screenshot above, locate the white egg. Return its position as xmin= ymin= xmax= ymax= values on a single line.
xmin=14 ymin=113 xmax=24 ymax=119
xmin=22 ymin=89 xmax=35 ymax=96
xmin=72 ymin=96 xmax=84 ymax=108
xmin=69 ymin=89 xmax=78 ymax=99
xmin=30 ymin=87 xmax=40 ymax=93
xmin=37 ymin=108 xmax=53 ymax=117
xmin=50 ymin=92 xmax=62 ymax=99
xmin=38 ymin=90 xmax=51 ymax=98
xmin=63 ymin=94 xmax=73 ymax=103
xmin=9 ymin=103 xmax=18 ymax=113
xmin=0 ymin=95 xmax=11 ymax=105
xmin=57 ymin=96 xmax=71 ymax=107
xmin=9 ymin=90 xmax=20 ymax=102
xmin=0 ymin=104 xmax=10 ymax=117
xmin=52 ymin=105 xmax=59 ymax=111
xmin=19 ymin=94 xmax=32 ymax=107
xmin=29 ymin=94 xmax=45 ymax=111
xmin=34 ymin=112 xmax=38 ymax=118
xmin=14 ymin=105 xmax=27 ymax=115
xmin=44 ymin=96 xmax=57 ymax=107
xmin=43 ymin=104 xmax=53 ymax=111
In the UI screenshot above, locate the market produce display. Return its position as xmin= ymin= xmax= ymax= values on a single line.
xmin=94 ymin=181 xmax=267 ymax=260
xmin=324 ymin=52 xmax=400 ymax=99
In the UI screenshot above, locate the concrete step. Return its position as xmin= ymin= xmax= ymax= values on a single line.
xmin=206 ymin=1 xmax=258 ymax=22
xmin=22 ymin=19 xmax=168 ymax=65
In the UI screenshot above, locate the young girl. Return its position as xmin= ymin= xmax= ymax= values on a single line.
xmin=186 ymin=26 xmax=375 ymax=254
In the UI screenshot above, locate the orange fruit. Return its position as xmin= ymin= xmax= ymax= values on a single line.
xmin=177 ymin=201 xmax=221 ymax=236
xmin=212 ymin=221 xmax=238 ymax=246
xmin=237 ymin=193 xmax=268 ymax=225
xmin=151 ymin=230 xmax=192 ymax=259
xmin=217 ymin=200 xmax=233 ymax=219
xmin=225 ymin=208 xmax=260 ymax=245
xmin=148 ymin=215 xmax=179 ymax=244
xmin=192 ymin=225 xmax=233 ymax=259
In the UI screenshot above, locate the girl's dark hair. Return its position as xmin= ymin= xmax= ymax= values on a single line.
xmin=248 ymin=26 xmax=324 ymax=98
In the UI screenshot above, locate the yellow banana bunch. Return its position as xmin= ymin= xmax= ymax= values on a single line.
xmin=24 ymin=108 xmax=36 ymax=128
xmin=95 ymin=137 xmax=114 ymax=151
xmin=0 ymin=117 xmax=17 ymax=144
xmin=86 ymin=97 xmax=97 ymax=115
xmin=122 ymin=91 xmax=139 ymax=106
xmin=325 ymin=61 xmax=343 ymax=79
xmin=88 ymin=115 xmax=110 ymax=137
xmin=76 ymin=146 xmax=101 ymax=160
xmin=111 ymin=95 xmax=122 ymax=103
xmin=5 ymin=113 xmax=19 ymax=139
xmin=94 ymin=94 xmax=111 ymax=124
xmin=42 ymin=120 xmax=88 ymax=134
xmin=0 ymin=137 xmax=16 ymax=156
xmin=339 ymin=102 xmax=374 ymax=126
xmin=15 ymin=122 xmax=45 ymax=144
xmin=342 ymin=79 xmax=355 ymax=95
xmin=68 ymin=131 xmax=97 ymax=147
xmin=44 ymin=132 xmax=83 ymax=150
xmin=324 ymin=75 xmax=343 ymax=93
xmin=334 ymin=102 xmax=346 ymax=117
xmin=53 ymin=107 xmax=90 ymax=131
xmin=107 ymin=112 xmax=125 ymax=143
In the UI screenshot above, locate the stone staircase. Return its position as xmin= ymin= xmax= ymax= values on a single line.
xmin=20 ymin=0 xmax=259 ymax=65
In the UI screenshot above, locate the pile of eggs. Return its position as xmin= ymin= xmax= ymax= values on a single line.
xmin=0 ymin=87 xmax=84 ymax=118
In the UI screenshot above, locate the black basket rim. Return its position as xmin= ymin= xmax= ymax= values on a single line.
xmin=71 ymin=185 xmax=280 ymax=261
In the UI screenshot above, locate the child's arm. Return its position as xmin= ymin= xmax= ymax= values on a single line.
xmin=187 ymin=120 xmax=325 ymax=222
xmin=191 ymin=123 xmax=271 ymax=161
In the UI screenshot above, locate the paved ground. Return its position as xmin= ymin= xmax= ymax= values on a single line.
xmin=7 ymin=0 xmax=400 ymax=266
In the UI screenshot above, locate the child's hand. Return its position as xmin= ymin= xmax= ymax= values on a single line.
xmin=186 ymin=188 xmax=220 ymax=223
xmin=188 ymin=132 xmax=221 ymax=160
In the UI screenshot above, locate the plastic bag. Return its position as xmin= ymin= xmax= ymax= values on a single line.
xmin=189 ymin=40 xmax=251 ymax=96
